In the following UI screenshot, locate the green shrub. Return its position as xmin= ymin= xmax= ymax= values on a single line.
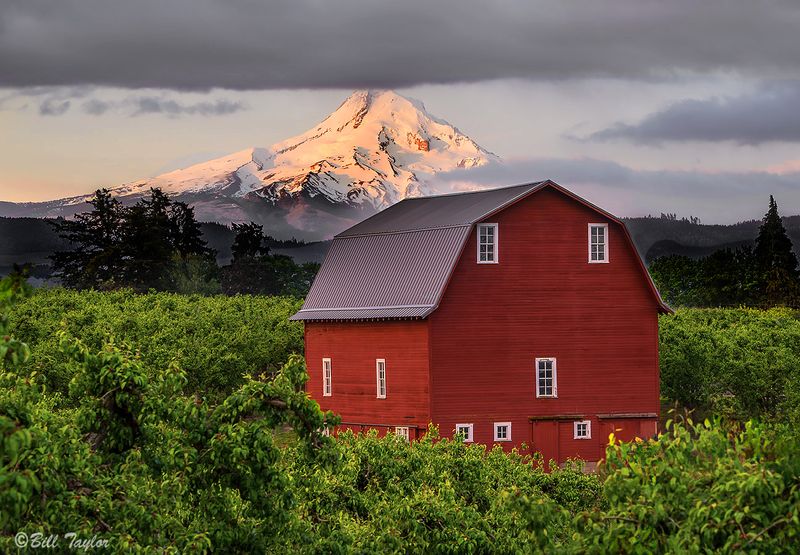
xmin=660 ymin=308 xmax=800 ymax=424
xmin=6 ymin=288 xmax=303 ymax=396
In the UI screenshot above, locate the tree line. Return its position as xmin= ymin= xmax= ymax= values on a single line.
xmin=650 ymin=195 xmax=800 ymax=308
xmin=48 ymin=188 xmax=319 ymax=296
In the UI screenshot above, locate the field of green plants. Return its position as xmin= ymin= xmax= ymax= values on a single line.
xmin=2 ymin=282 xmax=799 ymax=552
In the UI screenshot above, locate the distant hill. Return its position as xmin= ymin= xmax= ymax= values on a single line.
xmin=624 ymin=216 xmax=800 ymax=263
xmin=3 ymin=214 xmax=796 ymax=280
xmin=0 ymin=217 xmax=325 ymax=279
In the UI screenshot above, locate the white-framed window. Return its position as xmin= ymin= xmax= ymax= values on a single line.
xmin=477 ymin=223 xmax=498 ymax=263
xmin=321 ymin=426 xmax=331 ymax=437
xmin=574 ymin=420 xmax=591 ymax=439
xmin=535 ymin=358 xmax=557 ymax=398
xmin=494 ymin=422 xmax=511 ymax=442
xmin=376 ymin=359 xmax=386 ymax=399
xmin=455 ymin=423 xmax=474 ymax=443
xmin=589 ymin=223 xmax=609 ymax=263
xmin=322 ymin=358 xmax=332 ymax=397
xmin=395 ymin=426 xmax=410 ymax=441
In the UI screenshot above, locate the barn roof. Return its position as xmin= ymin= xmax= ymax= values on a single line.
xmin=291 ymin=180 xmax=670 ymax=321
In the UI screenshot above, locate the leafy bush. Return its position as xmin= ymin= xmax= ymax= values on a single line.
xmin=281 ymin=428 xmax=601 ymax=552
xmin=660 ymin=308 xmax=800 ymax=424
xmin=6 ymin=288 xmax=303 ymax=396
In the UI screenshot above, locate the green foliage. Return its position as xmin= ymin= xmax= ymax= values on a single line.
xmin=660 ymin=307 xmax=800 ymax=424
xmin=1 ymin=339 xmax=338 ymax=552
xmin=569 ymin=419 xmax=800 ymax=553
xmin=281 ymin=428 xmax=601 ymax=552
xmin=0 ymin=270 xmax=32 ymax=367
xmin=6 ymin=288 xmax=304 ymax=396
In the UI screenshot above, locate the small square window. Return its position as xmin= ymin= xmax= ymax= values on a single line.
xmin=395 ymin=426 xmax=410 ymax=441
xmin=455 ymin=423 xmax=474 ymax=443
xmin=574 ymin=420 xmax=591 ymax=439
xmin=494 ymin=422 xmax=512 ymax=442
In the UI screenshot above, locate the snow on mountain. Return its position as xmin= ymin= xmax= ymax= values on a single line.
xmin=2 ymin=90 xmax=499 ymax=239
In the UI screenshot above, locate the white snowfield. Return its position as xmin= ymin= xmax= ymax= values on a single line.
xmin=110 ymin=89 xmax=498 ymax=209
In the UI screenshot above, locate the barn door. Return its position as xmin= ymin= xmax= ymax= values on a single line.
xmin=530 ymin=420 xmax=559 ymax=472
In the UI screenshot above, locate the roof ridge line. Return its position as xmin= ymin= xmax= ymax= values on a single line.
xmin=297 ymin=303 xmax=435 ymax=312
xmin=336 ymin=223 xmax=470 ymax=239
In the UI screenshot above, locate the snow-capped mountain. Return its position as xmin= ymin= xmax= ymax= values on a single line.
xmin=1 ymin=90 xmax=498 ymax=239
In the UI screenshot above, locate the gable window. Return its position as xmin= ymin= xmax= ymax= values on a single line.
xmin=477 ymin=223 xmax=498 ymax=263
xmin=589 ymin=223 xmax=609 ymax=263
xmin=574 ymin=420 xmax=591 ymax=439
xmin=322 ymin=358 xmax=332 ymax=397
xmin=494 ymin=422 xmax=512 ymax=442
xmin=395 ymin=426 xmax=410 ymax=441
xmin=455 ymin=423 xmax=474 ymax=443
xmin=535 ymin=358 xmax=557 ymax=398
xmin=376 ymin=359 xmax=387 ymax=399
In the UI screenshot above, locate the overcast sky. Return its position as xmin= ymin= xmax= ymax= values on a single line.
xmin=1 ymin=0 xmax=799 ymax=222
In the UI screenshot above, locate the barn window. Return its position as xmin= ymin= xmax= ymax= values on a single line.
xmin=574 ymin=420 xmax=591 ymax=439
xmin=322 ymin=358 xmax=332 ymax=396
xmin=535 ymin=358 xmax=557 ymax=398
xmin=455 ymin=423 xmax=474 ymax=443
xmin=494 ymin=422 xmax=511 ymax=442
xmin=588 ymin=223 xmax=609 ymax=263
xmin=376 ymin=359 xmax=387 ymax=398
xmin=395 ymin=426 xmax=410 ymax=441
xmin=477 ymin=223 xmax=498 ymax=263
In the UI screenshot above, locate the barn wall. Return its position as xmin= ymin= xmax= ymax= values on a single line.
xmin=304 ymin=320 xmax=431 ymax=432
xmin=429 ymin=186 xmax=660 ymax=460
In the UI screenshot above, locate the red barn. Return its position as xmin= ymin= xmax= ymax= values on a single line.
xmin=291 ymin=181 xmax=670 ymax=467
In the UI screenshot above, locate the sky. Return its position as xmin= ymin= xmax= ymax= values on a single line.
xmin=1 ymin=0 xmax=799 ymax=222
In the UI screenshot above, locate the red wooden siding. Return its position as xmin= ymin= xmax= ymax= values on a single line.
xmin=304 ymin=320 xmax=431 ymax=430
xmin=429 ymin=186 xmax=660 ymax=456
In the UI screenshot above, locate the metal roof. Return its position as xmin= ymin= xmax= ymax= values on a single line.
xmin=338 ymin=182 xmax=543 ymax=237
xmin=291 ymin=180 xmax=670 ymax=321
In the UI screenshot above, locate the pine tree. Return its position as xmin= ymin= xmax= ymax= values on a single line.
xmin=230 ymin=222 xmax=270 ymax=261
xmin=169 ymin=201 xmax=213 ymax=259
xmin=754 ymin=195 xmax=800 ymax=307
xmin=50 ymin=189 xmax=124 ymax=288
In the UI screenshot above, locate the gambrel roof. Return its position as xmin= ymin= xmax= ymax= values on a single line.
xmin=291 ymin=181 xmax=670 ymax=321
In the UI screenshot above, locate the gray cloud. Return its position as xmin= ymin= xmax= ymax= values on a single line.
xmin=82 ymin=98 xmax=110 ymax=115
xmin=1 ymin=1 xmax=799 ymax=90
xmin=39 ymin=98 xmax=71 ymax=115
xmin=432 ymin=158 xmax=800 ymax=223
xmin=130 ymin=97 xmax=245 ymax=117
xmin=590 ymin=81 xmax=800 ymax=144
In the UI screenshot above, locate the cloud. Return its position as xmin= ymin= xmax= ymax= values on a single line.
xmin=1 ymin=1 xmax=799 ymax=90
xmin=589 ymin=81 xmax=800 ymax=144
xmin=2 ymin=88 xmax=246 ymax=117
xmin=431 ymin=158 xmax=800 ymax=223
xmin=82 ymin=98 xmax=110 ymax=115
xmin=130 ymin=97 xmax=245 ymax=117
xmin=39 ymin=98 xmax=71 ymax=115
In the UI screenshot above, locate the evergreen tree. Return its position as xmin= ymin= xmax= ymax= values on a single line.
xmin=230 ymin=222 xmax=270 ymax=261
xmin=169 ymin=201 xmax=212 ymax=259
xmin=119 ymin=190 xmax=176 ymax=290
xmin=754 ymin=195 xmax=798 ymax=278
xmin=50 ymin=189 xmax=124 ymax=288
xmin=754 ymin=195 xmax=800 ymax=307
